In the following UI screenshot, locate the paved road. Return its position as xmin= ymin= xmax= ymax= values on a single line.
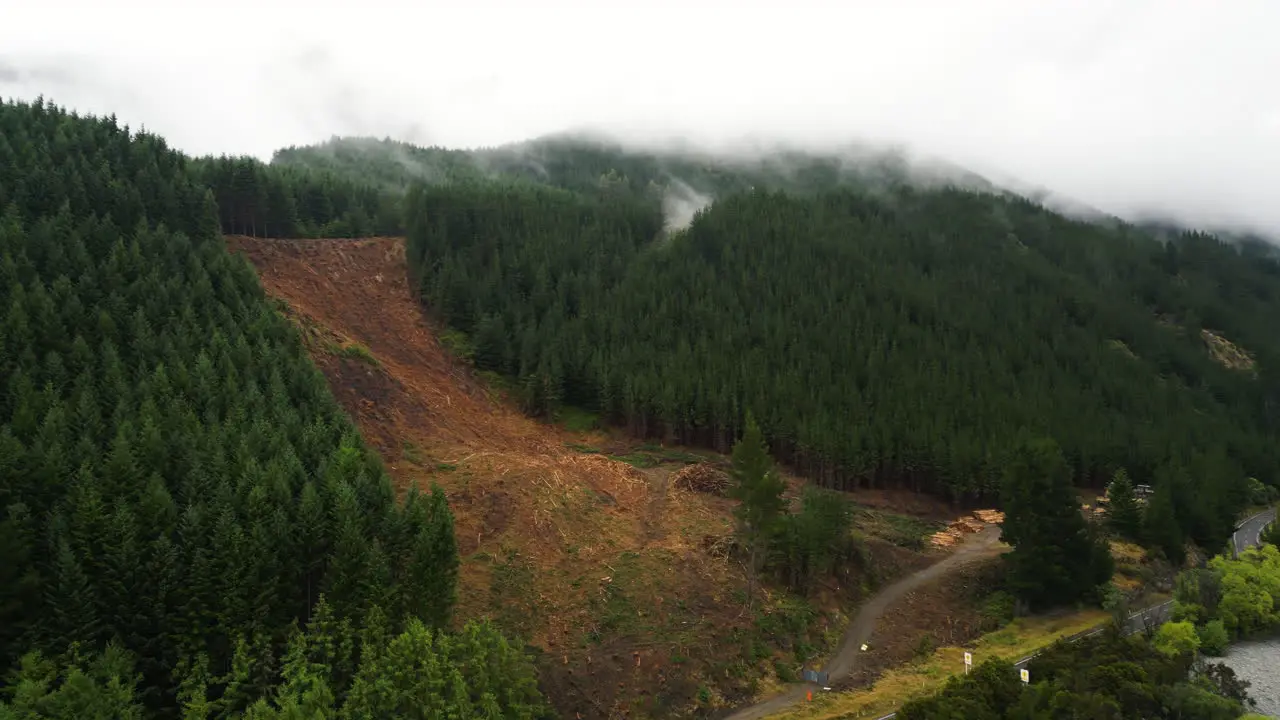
xmin=1233 ymin=506 xmax=1275 ymax=558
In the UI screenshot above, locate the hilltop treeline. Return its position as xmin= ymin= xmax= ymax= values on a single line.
xmin=271 ymin=135 xmax=998 ymax=200
xmin=398 ymin=175 xmax=1279 ymax=548
xmin=0 ymin=97 xmax=542 ymax=716
xmin=191 ymin=156 xmax=403 ymax=238
xmin=256 ymin=133 xmax=1280 ymax=557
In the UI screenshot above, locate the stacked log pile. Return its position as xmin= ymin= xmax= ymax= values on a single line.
xmin=929 ymin=509 xmax=1005 ymax=548
xmin=973 ymin=509 xmax=1005 ymax=524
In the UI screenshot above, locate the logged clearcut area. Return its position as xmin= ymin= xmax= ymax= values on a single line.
xmin=227 ymin=234 xmax=1023 ymax=719
xmin=228 ymin=235 xmax=747 ymax=716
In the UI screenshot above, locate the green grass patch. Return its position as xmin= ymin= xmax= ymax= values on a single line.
xmin=855 ymin=508 xmax=943 ymax=549
xmin=775 ymin=609 xmax=1111 ymax=720
xmin=609 ymin=446 xmax=710 ymax=469
xmin=488 ymin=548 xmax=539 ymax=640
xmin=323 ymin=339 xmax=382 ymax=367
xmin=401 ymin=440 xmax=425 ymax=465
xmin=610 ymin=452 xmax=662 ymax=469
xmin=338 ymin=342 xmax=379 ymax=365
xmin=581 ymin=550 xmax=708 ymax=649
xmin=553 ymin=405 xmax=600 ymax=433
xmin=437 ymin=328 xmax=474 ymax=363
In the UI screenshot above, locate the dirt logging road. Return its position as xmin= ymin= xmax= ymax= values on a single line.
xmin=722 ymin=525 xmax=1007 ymax=720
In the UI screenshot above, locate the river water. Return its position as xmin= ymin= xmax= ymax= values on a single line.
xmin=1219 ymin=637 xmax=1280 ymax=717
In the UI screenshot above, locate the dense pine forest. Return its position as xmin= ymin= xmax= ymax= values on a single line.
xmin=191 ymin=156 xmax=402 ymax=239
xmin=7 ymin=90 xmax=1280 ymax=716
xmin=0 ymin=98 xmax=544 ymax=717
xmin=271 ymin=134 xmax=1280 ymax=561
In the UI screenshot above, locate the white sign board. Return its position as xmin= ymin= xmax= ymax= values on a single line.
xmin=860 ymin=643 xmax=868 ymax=652
xmin=963 ymin=652 xmax=972 ymax=666
xmin=1020 ymin=668 xmax=1030 ymax=684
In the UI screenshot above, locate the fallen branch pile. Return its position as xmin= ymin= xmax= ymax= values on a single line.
xmin=673 ymin=463 xmax=730 ymax=495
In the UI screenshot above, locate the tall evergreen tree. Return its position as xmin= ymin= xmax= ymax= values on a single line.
xmin=1146 ymin=478 xmax=1187 ymax=566
xmin=1107 ymin=468 xmax=1142 ymax=541
xmin=999 ymin=438 xmax=1114 ymax=610
xmin=728 ymin=413 xmax=787 ymax=606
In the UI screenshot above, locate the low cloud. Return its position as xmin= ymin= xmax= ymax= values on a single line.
xmin=662 ymin=178 xmax=713 ymax=233
xmin=3 ymin=0 xmax=1279 ymax=236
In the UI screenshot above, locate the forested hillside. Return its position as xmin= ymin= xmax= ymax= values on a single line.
xmin=408 ymin=181 xmax=1280 ymax=540
xmin=272 ymin=135 xmax=998 ymax=203
xmin=9 ymin=91 xmax=1280 ymax=713
xmin=191 ymin=155 xmax=403 ymax=238
xmin=271 ymin=133 xmax=1280 ymax=558
xmin=0 ymin=98 xmax=543 ymax=717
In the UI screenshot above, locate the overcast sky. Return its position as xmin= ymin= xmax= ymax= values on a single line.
xmin=2 ymin=0 xmax=1278 ymax=234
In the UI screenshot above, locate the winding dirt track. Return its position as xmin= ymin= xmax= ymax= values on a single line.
xmin=723 ymin=525 xmax=1007 ymax=720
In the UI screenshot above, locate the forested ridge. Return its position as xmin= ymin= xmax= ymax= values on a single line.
xmin=269 ymin=133 xmax=1280 ymax=559
xmin=0 ymin=97 xmax=544 ymax=717
xmin=191 ymin=156 xmax=403 ymax=239
xmin=272 ymin=134 xmax=998 ymax=203
xmin=8 ymin=89 xmax=1280 ymax=715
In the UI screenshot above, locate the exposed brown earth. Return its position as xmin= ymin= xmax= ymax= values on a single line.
xmin=228 ymin=235 xmax=1007 ymax=719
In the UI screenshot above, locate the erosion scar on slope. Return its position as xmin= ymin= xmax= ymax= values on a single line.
xmin=227 ymin=235 xmax=554 ymax=453
xmin=225 ymin=236 xmax=734 ymax=658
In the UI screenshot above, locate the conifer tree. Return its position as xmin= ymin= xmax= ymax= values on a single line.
xmin=999 ymin=438 xmax=1113 ymax=610
xmin=728 ymin=413 xmax=786 ymax=606
xmin=0 ymin=644 xmax=145 ymax=720
xmin=1107 ymin=468 xmax=1142 ymax=541
xmin=1145 ymin=481 xmax=1186 ymax=566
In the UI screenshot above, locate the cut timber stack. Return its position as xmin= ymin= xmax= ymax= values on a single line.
xmin=672 ymin=463 xmax=730 ymax=495
xmin=928 ymin=509 xmax=1005 ymax=549
xmin=950 ymin=518 xmax=985 ymax=533
xmin=929 ymin=530 xmax=962 ymax=548
xmin=973 ymin=509 xmax=1005 ymax=524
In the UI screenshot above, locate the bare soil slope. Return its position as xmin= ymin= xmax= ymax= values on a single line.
xmin=230 ymin=236 xmax=754 ymax=716
xmin=228 ymin=236 xmax=1004 ymax=719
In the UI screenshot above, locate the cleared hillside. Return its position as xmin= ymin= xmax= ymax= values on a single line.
xmin=261 ymin=132 xmax=1280 ymax=595
xmin=228 ymin=235 xmax=1005 ymax=718
xmin=229 ymin=236 xmax=786 ymax=717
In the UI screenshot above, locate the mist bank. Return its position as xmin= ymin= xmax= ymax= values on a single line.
xmin=271 ymin=129 xmax=1280 ymax=246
